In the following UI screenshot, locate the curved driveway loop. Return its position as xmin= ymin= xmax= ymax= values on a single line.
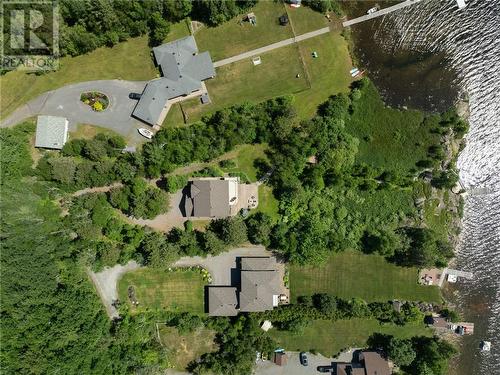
xmin=1 ymin=80 xmax=148 ymax=145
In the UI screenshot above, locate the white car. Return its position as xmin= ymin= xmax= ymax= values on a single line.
xmin=138 ymin=128 xmax=154 ymax=139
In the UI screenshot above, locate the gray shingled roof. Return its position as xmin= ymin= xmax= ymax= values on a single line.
xmin=35 ymin=115 xmax=68 ymax=149
xmin=208 ymin=287 xmax=238 ymax=316
xmin=239 ymin=270 xmax=281 ymax=312
xmin=241 ymin=257 xmax=276 ymax=271
xmin=186 ymin=179 xmax=231 ymax=218
xmin=133 ymin=36 xmax=215 ymax=126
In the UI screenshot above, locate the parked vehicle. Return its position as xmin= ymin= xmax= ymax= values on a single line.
xmin=138 ymin=128 xmax=154 ymax=139
xmin=299 ymin=352 xmax=308 ymax=366
xmin=129 ymin=92 xmax=142 ymax=100
xmin=367 ymin=6 xmax=379 ymax=14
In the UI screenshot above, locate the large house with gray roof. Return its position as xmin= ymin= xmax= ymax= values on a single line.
xmin=35 ymin=115 xmax=69 ymax=149
xmin=208 ymin=257 xmax=283 ymax=316
xmin=184 ymin=177 xmax=242 ymax=218
xmin=132 ymin=36 xmax=215 ymax=126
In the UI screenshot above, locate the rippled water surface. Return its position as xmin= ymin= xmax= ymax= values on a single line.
xmin=347 ymin=1 xmax=500 ymax=374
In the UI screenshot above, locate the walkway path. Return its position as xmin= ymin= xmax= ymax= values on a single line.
xmin=214 ymin=27 xmax=330 ymax=67
xmin=342 ymin=0 xmax=424 ymax=27
xmin=0 ymin=80 xmax=148 ymax=145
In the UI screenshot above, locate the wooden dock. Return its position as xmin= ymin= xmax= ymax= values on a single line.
xmin=342 ymin=0 xmax=424 ymax=27
xmin=342 ymin=0 xmax=468 ymax=28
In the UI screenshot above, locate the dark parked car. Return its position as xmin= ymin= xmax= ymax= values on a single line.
xmin=129 ymin=92 xmax=142 ymax=100
xmin=299 ymin=352 xmax=308 ymax=366
xmin=317 ymin=365 xmax=334 ymax=373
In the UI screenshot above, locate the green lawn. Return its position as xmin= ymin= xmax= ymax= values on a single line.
xmin=270 ymin=318 xmax=433 ymax=357
xmin=181 ymin=43 xmax=309 ymax=123
xmin=118 ymin=268 xmax=205 ymax=314
xmin=69 ymin=124 xmax=120 ymax=140
xmin=346 ymin=80 xmax=440 ymax=174
xmin=286 ymin=5 xmax=329 ymax=35
xmin=162 ymin=103 xmax=186 ymax=128
xmin=165 ymin=20 xmax=191 ymax=42
xmin=290 ymin=251 xmax=442 ymax=303
xmin=0 ymin=36 xmax=157 ymax=120
xmin=194 ymin=1 xmax=293 ymax=61
xmin=159 ymin=326 xmax=217 ymax=370
xmin=219 ymin=143 xmax=268 ymax=182
xmin=294 ymin=32 xmax=353 ymax=119
xmin=256 ymin=185 xmax=280 ymax=221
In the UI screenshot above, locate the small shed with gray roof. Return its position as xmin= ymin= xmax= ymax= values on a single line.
xmin=132 ymin=36 xmax=215 ymax=126
xmin=35 ymin=115 xmax=69 ymax=149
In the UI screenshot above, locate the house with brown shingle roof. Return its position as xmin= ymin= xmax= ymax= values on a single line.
xmin=335 ymin=351 xmax=391 ymax=375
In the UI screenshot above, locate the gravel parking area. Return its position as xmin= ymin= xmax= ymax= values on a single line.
xmin=88 ymin=260 xmax=140 ymax=319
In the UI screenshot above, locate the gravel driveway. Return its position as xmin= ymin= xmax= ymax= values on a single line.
xmin=1 ymin=79 xmax=149 ymax=145
xmin=88 ymin=260 xmax=140 ymax=319
xmin=174 ymin=245 xmax=271 ymax=285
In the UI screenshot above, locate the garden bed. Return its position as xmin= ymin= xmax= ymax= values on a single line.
xmin=80 ymin=91 xmax=109 ymax=111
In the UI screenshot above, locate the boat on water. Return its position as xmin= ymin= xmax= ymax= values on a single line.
xmin=138 ymin=128 xmax=154 ymax=139
xmin=480 ymin=340 xmax=491 ymax=352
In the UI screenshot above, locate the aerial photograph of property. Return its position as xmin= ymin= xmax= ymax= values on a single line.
xmin=1 ymin=1 xmax=499 ymax=375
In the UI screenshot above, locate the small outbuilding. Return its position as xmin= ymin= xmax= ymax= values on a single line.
xmin=274 ymin=351 xmax=288 ymax=366
xmin=35 ymin=115 xmax=69 ymax=150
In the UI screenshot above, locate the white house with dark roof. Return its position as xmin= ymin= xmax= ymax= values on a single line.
xmin=132 ymin=36 xmax=215 ymax=126
xmin=35 ymin=115 xmax=69 ymax=149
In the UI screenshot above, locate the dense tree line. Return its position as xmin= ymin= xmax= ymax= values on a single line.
xmin=59 ymin=0 xmax=259 ymax=55
xmin=0 ymin=124 xmax=166 ymax=373
xmin=189 ymin=314 xmax=275 ymax=375
xmin=258 ymin=293 xmax=423 ymax=334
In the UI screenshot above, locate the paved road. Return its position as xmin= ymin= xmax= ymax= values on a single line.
xmin=88 ymin=260 xmax=141 ymax=319
xmin=213 ymin=27 xmax=330 ymax=68
xmin=342 ymin=0 xmax=423 ymax=27
xmin=0 ymin=79 xmax=148 ymax=145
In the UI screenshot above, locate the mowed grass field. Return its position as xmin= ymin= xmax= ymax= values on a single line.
xmin=286 ymin=5 xmax=329 ymax=35
xmin=159 ymin=326 xmax=217 ymax=370
xmin=118 ymin=268 xmax=205 ymax=313
xmin=0 ymin=36 xmax=157 ymax=120
xmin=270 ymin=319 xmax=433 ymax=357
xmin=294 ymin=32 xmax=352 ymax=118
xmin=181 ymin=43 xmax=309 ymax=123
xmin=194 ymin=1 xmax=293 ymax=61
xmin=291 ymin=251 xmax=442 ymax=303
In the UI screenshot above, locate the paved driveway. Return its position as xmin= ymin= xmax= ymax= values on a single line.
xmin=1 ymin=79 xmax=149 ymax=145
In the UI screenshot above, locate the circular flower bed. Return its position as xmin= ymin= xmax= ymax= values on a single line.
xmin=80 ymin=91 xmax=109 ymax=112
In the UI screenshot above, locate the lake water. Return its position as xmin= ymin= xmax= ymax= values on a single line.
xmin=346 ymin=1 xmax=500 ymax=374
